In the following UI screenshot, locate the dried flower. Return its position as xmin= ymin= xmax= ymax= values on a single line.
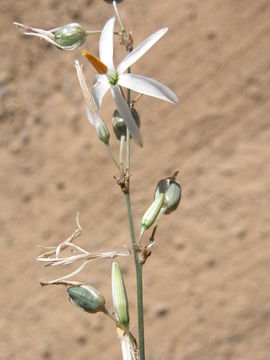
xmin=75 ymin=60 xmax=110 ymax=144
xmin=37 ymin=213 xmax=130 ymax=284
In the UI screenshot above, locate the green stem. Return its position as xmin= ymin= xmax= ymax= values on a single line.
xmin=112 ymin=2 xmax=145 ymax=358
xmin=103 ymin=308 xmax=137 ymax=348
xmin=112 ymin=0 xmax=125 ymax=32
xmin=85 ymin=30 xmax=120 ymax=36
xmin=124 ymin=193 xmax=145 ymax=360
xmin=126 ymin=65 xmax=132 ymax=172
xmin=119 ymin=135 xmax=125 ymax=176
xmin=105 ymin=143 xmax=120 ymax=170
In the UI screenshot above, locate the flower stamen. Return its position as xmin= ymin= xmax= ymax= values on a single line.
xmin=82 ymin=50 xmax=108 ymax=74
xmin=109 ymin=72 xmax=119 ymax=86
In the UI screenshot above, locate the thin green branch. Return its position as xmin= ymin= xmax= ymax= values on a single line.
xmin=119 ymin=135 xmax=125 ymax=176
xmin=105 ymin=143 xmax=120 ymax=170
xmin=112 ymin=0 xmax=125 ymax=32
xmin=124 ymin=193 xmax=145 ymax=360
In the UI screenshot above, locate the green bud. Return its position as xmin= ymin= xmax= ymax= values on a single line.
xmin=141 ymin=193 xmax=165 ymax=231
xmin=154 ymin=173 xmax=182 ymax=214
xmin=111 ymin=262 xmax=129 ymax=327
xmin=67 ymin=285 xmax=105 ymax=314
xmin=53 ymin=23 xmax=86 ymax=50
xmin=112 ymin=108 xmax=140 ymax=140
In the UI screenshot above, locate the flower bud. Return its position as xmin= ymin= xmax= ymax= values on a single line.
xmin=111 ymin=262 xmax=129 ymax=327
xmin=154 ymin=173 xmax=181 ymax=214
xmin=53 ymin=23 xmax=87 ymax=49
xmin=141 ymin=193 xmax=165 ymax=231
xmin=67 ymin=285 xmax=105 ymax=314
xmin=112 ymin=108 xmax=140 ymax=140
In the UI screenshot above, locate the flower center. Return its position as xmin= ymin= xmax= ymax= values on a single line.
xmin=109 ymin=72 xmax=119 ymax=86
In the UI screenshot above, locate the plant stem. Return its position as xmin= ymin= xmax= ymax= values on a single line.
xmin=112 ymin=2 xmax=145 ymax=358
xmin=119 ymin=135 xmax=125 ymax=176
xmin=124 ymin=193 xmax=145 ymax=360
xmin=105 ymin=143 xmax=120 ymax=170
xmin=85 ymin=30 xmax=120 ymax=35
xmin=112 ymin=0 xmax=125 ymax=32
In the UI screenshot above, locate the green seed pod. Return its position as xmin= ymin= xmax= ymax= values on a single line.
xmin=53 ymin=23 xmax=86 ymax=50
xmin=67 ymin=285 xmax=105 ymax=314
xmin=141 ymin=193 xmax=165 ymax=230
xmin=112 ymin=108 xmax=140 ymax=140
xmin=111 ymin=262 xmax=129 ymax=327
xmin=154 ymin=173 xmax=181 ymax=214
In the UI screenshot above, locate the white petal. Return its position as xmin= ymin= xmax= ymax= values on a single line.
xmin=117 ymin=28 xmax=168 ymax=74
xmin=99 ymin=17 xmax=115 ymax=71
xmin=118 ymin=73 xmax=178 ymax=105
xmin=93 ymin=74 xmax=110 ymax=108
xmin=111 ymin=86 xmax=143 ymax=147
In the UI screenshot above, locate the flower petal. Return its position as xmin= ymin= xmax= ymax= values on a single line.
xmin=118 ymin=73 xmax=179 ymax=105
xmin=117 ymin=28 xmax=168 ymax=74
xmin=111 ymin=86 xmax=143 ymax=147
xmin=99 ymin=17 xmax=115 ymax=71
xmin=93 ymin=74 xmax=110 ymax=108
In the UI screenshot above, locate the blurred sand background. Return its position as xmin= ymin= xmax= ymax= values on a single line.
xmin=1 ymin=0 xmax=270 ymax=359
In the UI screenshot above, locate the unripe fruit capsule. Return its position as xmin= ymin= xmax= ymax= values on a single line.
xmin=67 ymin=285 xmax=105 ymax=314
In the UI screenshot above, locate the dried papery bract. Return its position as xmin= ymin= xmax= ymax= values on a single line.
xmin=37 ymin=214 xmax=130 ymax=284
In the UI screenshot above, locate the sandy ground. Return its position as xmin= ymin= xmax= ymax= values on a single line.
xmin=1 ymin=0 xmax=270 ymax=359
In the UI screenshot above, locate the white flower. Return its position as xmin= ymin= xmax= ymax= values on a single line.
xmin=84 ymin=17 xmax=178 ymax=147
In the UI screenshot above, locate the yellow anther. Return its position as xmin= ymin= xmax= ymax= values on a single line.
xmin=82 ymin=50 xmax=108 ymax=74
